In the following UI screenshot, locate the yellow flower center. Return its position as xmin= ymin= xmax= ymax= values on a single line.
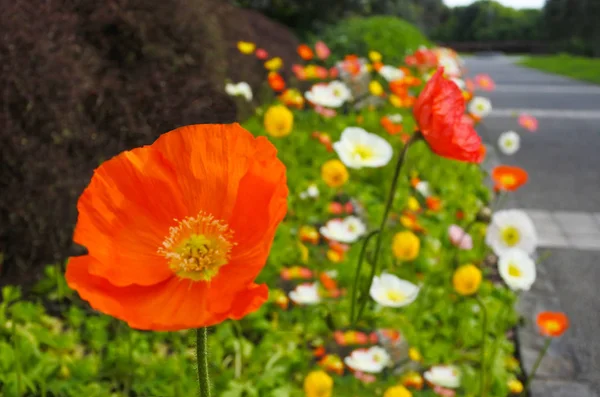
xmin=504 ymin=139 xmax=514 ymax=148
xmin=158 ymin=212 xmax=235 ymax=281
xmin=386 ymin=289 xmax=407 ymax=303
xmin=544 ymin=320 xmax=561 ymax=333
xmin=476 ymin=103 xmax=486 ymax=111
xmin=501 ymin=226 xmax=521 ymax=246
xmin=352 ymin=144 xmax=374 ymax=161
xmin=501 ymin=174 xmax=516 ymax=186
xmin=508 ymin=263 xmax=522 ymax=277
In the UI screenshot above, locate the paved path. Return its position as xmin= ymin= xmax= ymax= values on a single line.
xmin=466 ymin=55 xmax=600 ymax=397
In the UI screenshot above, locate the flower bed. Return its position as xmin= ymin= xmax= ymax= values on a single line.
xmin=1 ymin=41 xmax=568 ymax=397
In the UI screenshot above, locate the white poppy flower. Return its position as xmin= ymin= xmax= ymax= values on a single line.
xmin=498 ymin=131 xmax=521 ymax=155
xmin=344 ymin=346 xmax=391 ymax=373
xmin=415 ymin=181 xmax=432 ymax=197
xmin=225 ymin=82 xmax=252 ymax=101
xmin=498 ymin=248 xmax=536 ymax=291
xmin=333 ymin=127 xmax=393 ymax=169
xmin=378 ymin=65 xmax=405 ymax=82
xmin=424 ymin=365 xmax=461 ymax=388
xmin=387 ymin=114 xmax=403 ymax=123
xmin=450 ymin=77 xmax=466 ymax=90
xmin=305 ymin=81 xmax=351 ymax=109
xmin=306 ymin=184 xmax=319 ymax=198
xmin=289 ymin=283 xmax=321 ymax=305
xmin=369 ymin=273 xmax=420 ymax=308
xmin=468 ymin=96 xmax=492 ymax=118
xmin=486 ymin=209 xmax=538 ymax=256
xmin=319 ymin=216 xmax=366 ymax=243
xmin=438 ymin=56 xmax=461 ymax=77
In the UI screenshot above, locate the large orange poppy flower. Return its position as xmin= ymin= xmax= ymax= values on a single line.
xmin=413 ymin=68 xmax=483 ymax=163
xmin=66 ymin=124 xmax=288 ymax=331
xmin=492 ymin=165 xmax=528 ymax=191
xmin=537 ymin=311 xmax=569 ymax=337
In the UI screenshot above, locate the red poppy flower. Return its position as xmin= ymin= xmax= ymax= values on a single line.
xmin=537 ymin=311 xmax=569 ymax=337
xmin=315 ymin=41 xmax=331 ymax=60
xmin=492 ymin=165 xmax=528 ymax=191
xmin=426 ymin=196 xmax=442 ymax=211
xmin=66 ymin=124 xmax=288 ymax=331
xmin=255 ymin=48 xmax=269 ymax=60
xmin=297 ymin=44 xmax=314 ymax=61
xmin=413 ymin=68 xmax=483 ymax=163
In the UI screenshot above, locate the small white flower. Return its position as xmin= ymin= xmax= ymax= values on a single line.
xmin=305 ymin=81 xmax=351 ymax=108
xmin=498 ymin=248 xmax=536 ymax=291
xmin=289 ymin=283 xmax=321 ymax=305
xmin=299 ymin=192 xmax=308 ymax=200
xmin=424 ymin=365 xmax=461 ymax=389
xmin=415 ymin=181 xmax=432 ymax=197
xmin=486 ymin=209 xmax=538 ymax=256
xmin=378 ymin=65 xmax=405 ymax=82
xmin=306 ymin=184 xmax=319 ymax=198
xmin=387 ymin=114 xmax=403 ymax=123
xmin=344 ymin=346 xmax=391 ymax=373
xmin=438 ymin=56 xmax=461 ymax=77
xmin=498 ymin=131 xmax=521 ymax=155
xmin=225 ymin=81 xmax=252 ymax=101
xmin=333 ymin=127 xmax=393 ymax=169
xmin=468 ymin=96 xmax=492 ymax=118
xmin=319 ymin=216 xmax=366 ymax=243
xmin=369 ymin=273 xmax=420 ymax=308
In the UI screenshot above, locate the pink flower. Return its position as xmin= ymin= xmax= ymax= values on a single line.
xmin=475 ymin=74 xmax=495 ymax=91
xmin=519 ymin=113 xmax=538 ymax=132
xmin=344 ymin=202 xmax=354 ymax=214
xmin=448 ymin=224 xmax=473 ymax=250
xmin=329 ymin=67 xmax=339 ymax=79
xmin=334 ymin=330 xmax=346 ymax=345
xmin=315 ymin=41 xmax=331 ymax=60
xmin=315 ymin=66 xmax=328 ymax=79
xmin=354 ymin=371 xmax=377 ymax=384
xmin=255 ymin=48 xmax=269 ymax=60
xmin=314 ymin=105 xmax=337 ymax=118
xmin=434 ymin=386 xmax=456 ymax=397
xmin=329 ymin=202 xmax=344 ymax=214
xmin=292 ymin=64 xmax=307 ymax=80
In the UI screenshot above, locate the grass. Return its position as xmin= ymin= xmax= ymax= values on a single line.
xmin=518 ymin=54 xmax=600 ymax=84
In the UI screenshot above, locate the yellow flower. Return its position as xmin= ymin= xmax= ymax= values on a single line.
xmin=389 ymin=94 xmax=402 ymax=108
xmin=304 ymin=370 xmax=333 ymax=397
xmin=237 ymin=41 xmax=256 ymax=54
xmin=408 ymin=347 xmax=422 ymax=362
xmin=298 ymin=243 xmax=309 ymax=263
xmin=407 ymin=196 xmax=420 ymax=212
xmin=369 ymin=51 xmax=382 ymax=63
xmin=508 ymin=379 xmax=523 ymax=394
xmin=264 ymin=105 xmax=293 ymax=137
xmin=326 ymin=249 xmax=343 ymax=263
xmin=383 ymin=385 xmax=412 ymax=397
xmin=453 ymin=264 xmax=482 ymax=296
xmin=265 ymin=57 xmax=283 ymax=71
xmin=369 ymin=80 xmax=384 ymax=96
xmin=392 ymin=231 xmax=420 ymax=261
xmin=321 ymin=160 xmax=349 ymax=188
xmin=365 ymin=63 xmax=373 ymax=72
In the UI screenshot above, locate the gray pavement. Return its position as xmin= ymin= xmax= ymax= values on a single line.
xmin=466 ymin=55 xmax=600 ymax=396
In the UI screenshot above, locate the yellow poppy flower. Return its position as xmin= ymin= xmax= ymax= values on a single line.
xmin=452 ymin=264 xmax=482 ymax=296
xmin=321 ymin=159 xmax=349 ymax=188
xmin=392 ymin=231 xmax=420 ymax=261
xmin=237 ymin=41 xmax=256 ymax=54
xmin=264 ymin=105 xmax=293 ymax=137
xmin=369 ymin=51 xmax=382 ymax=63
xmin=383 ymin=385 xmax=412 ymax=397
xmin=369 ymin=80 xmax=384 ymax=96
xmin=304 ymin=370 xmax=333 ymax=397
xmin=265 ymin=57 xmax=283 ymax=71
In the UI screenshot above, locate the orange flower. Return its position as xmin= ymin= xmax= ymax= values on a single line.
xmin=298 ymin=44 xmax=314 ymax=61
xmin=389 ymin=81 xmax=409 ymax=97
xmin=537 ymin=312 xmax=569 ymax=337
xmin=268 ymin=72 xmax=286 ymax=92
xmin=492 ymin=165 xmax=528 ymax=191
xmin=319 ymin=272 xmax=338 ymax=291
xmin=426 ymin=196 xmax=442 ymax=211
xmin=65 ymin=124 xmax=288 ymax=331
xmin=372 ymin=61 xmax=384 ymax=71
xmin=381 ymin=116 xmax=403 ymax=135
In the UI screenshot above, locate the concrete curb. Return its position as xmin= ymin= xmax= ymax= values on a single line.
xmin=482 ymin=141 xmax=598 ymax=397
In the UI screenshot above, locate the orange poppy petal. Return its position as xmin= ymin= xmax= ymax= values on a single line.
xmin=152 ymin=124 xmax=258 ymax=221
xmin=66 ymin=255 xmax=237 ymax=330
xmin=74 ymin=146 xmax=186 ymax=286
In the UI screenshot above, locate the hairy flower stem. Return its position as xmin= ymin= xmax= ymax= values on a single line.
xmin=521 ymin=338 xmax=552 ymax=396
xmin=196 ymin=328 xmax=211 ymax=397
xmin=350 ymin=230 xmax=380 ymax=325
xmin=353 ymin=133 xmax=420 ymax=324
xmin=475 ymin=296 xmax=488 ymax=397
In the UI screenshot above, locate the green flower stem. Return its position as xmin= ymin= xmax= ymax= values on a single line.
xmin=353 ymin=133 xmax=420 ymax=324
xmin=12 ymin=321 xmax=23 ymax=397
xmin=475 ymin=296 xmax=488 ymax=397
xmin=521 ymin=337 xmax=552 ymax=396
xmin=196 ymin=328 xmax=211 ymax=397
xmin=350 ymin=230 xmax=380 ymax=325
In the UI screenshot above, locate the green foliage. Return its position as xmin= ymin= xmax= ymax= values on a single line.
xmin=318 ymin=16 xmax=431 ymax=65
xmin=519 ymin=54 xmax=600 ymax=85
